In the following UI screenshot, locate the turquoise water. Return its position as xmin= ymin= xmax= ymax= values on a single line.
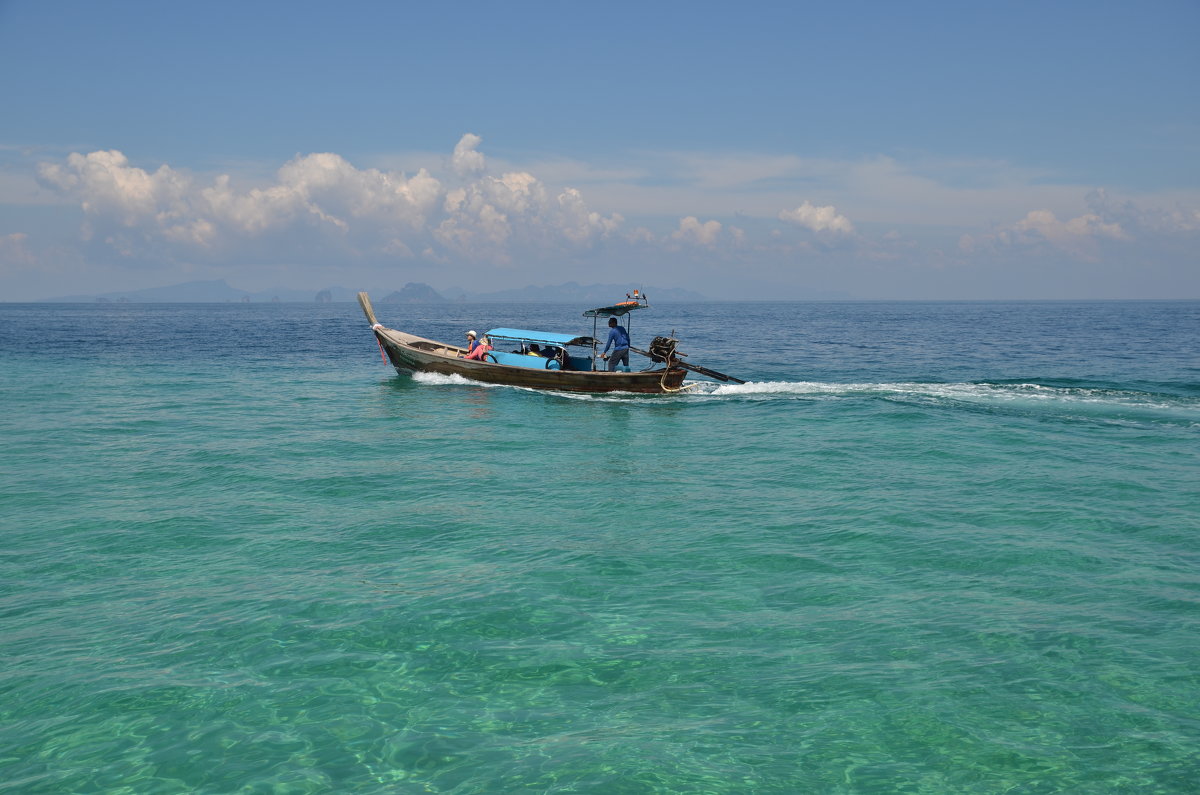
xmin=2 ymin=301 xmax=1197 ymax=793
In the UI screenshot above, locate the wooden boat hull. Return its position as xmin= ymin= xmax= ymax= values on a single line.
xmin=374 ymin=328 xmax=687 ymax=394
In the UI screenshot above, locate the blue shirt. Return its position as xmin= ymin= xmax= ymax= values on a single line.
xmin=603 ymin=324 xmax=630 ymax=354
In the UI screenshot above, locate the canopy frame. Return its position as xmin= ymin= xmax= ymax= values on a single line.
xmin=485 ymin=328 xmax=596 ymax=348
xmin=584 ymin=299 xmax=646 ymax=370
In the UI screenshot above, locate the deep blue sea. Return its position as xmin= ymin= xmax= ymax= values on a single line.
xmin=2 ymin=300 xmax=1198 ymax=793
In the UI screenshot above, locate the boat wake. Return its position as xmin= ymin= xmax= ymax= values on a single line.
xmin=693 ymin=379 xmax=1184 ymax=404
xmin=403 ymin=370 xmax=1198 ymax=425
xmin=410 ymin=371 xmax=506 ymax=388
xmin=684 ymin=379 xmax=1199 ymax=425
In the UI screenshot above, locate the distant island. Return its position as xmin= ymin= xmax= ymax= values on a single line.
xmin=381 ymin=283 xmax=447 ymax=303
xmin=34 ymin=279 xmax=712 ymax=303
xmin=467 ymin=282 xmax=707 ymax=303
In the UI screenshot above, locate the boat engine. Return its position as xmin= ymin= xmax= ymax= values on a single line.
xmin=647 ymin=335 xmax=680 ymax=363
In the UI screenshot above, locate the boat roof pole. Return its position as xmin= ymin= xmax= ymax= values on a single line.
xmin=592 ymin=315 xmax=598 ymax=370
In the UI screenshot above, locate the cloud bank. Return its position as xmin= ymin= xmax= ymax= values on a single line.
xmin=33 ymin=136 xmax=888 ymax=280
xmin=36 ymin=138 xmax=634 ymax=268
xmin=957 ymin=189 xmax=1197 ymax=264
xmin=14 ymin=136 xmax=1198 ymax=298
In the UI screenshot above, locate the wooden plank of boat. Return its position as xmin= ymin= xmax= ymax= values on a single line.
xmin=358 ymin=292 xmax=688 ymax=394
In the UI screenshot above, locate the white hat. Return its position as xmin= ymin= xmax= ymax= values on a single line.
xmin=467 ymin=330 xmax=477 ymax=337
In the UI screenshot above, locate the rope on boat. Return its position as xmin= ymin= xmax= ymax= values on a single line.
xmin=650 ymin=336 xmax=685 ymax=393
xmin=659 ymin=369 xmax=685 ymax=393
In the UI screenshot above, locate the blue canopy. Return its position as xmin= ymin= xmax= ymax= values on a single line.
xmin=485 ymin=328 xmax=596 ymax=347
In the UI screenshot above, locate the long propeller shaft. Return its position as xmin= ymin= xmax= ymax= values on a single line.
xmin=628 ymin=345 xmax=745 ymax=384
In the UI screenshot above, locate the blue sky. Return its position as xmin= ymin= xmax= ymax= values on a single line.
xmin=2 ymin=0 xmax=1197 ymax=299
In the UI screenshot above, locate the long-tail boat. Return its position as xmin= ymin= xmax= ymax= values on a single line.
xmin=356 ymin=291 xmax=742 ymax=394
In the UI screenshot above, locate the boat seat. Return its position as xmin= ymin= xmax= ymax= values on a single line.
xmin=566 ymin=356 xmax=593 ymax=371
xmin=486 ymin=350 xmax=561 ymax=370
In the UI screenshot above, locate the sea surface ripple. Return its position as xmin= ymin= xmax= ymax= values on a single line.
xmin=1 ymin=300 xmax=1197 ymax=793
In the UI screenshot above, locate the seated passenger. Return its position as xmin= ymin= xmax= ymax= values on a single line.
xmin=463 ymin=336 xmax=492 ymax=360
xmin=526 ymin=344 xmax=542 ymax=356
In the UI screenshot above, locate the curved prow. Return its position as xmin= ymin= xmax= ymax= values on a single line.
xmin=357 ymin=291 xmax=379 ymax=326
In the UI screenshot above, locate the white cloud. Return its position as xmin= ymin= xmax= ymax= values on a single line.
xmin=37 ymin=136 xmax=622 ymax=266
xmin=670 ymin=216 xmax=721 ymax=247
xmin=591 ymin=150 xmax=1138 ymax=230
xmin=778 ymin=201 xmax=854 ymax=235
xmin=26 ymin=139 xmax=1200 ymax=296
xmin=435 ymin=168 xmax=623 ymax=261
xmin=965 ymin=204 xmax=1134 ymax=261
xmin=557 ymin=187 xmax=622 ymax=244
xmin=451 ymin=133 xmax=486 ymax=177
xmin=39 ymin=150 xmax=192 ymax=231
xmin=1012 ymin=209 xmax=1130 ymax=243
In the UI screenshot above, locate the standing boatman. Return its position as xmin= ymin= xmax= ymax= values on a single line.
xmin=601 ymin=317 xmax=630 ymax=371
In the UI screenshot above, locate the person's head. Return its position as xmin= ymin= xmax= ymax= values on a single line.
xmin=608 ymin=317 xmax=618 ymax=328
xmin=467 ymin=330 xmax=477 ymax=340
xmin=480 ymin=336 xmax=490 ymax=346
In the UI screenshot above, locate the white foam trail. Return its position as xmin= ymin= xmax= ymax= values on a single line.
xmin=699 ymin=380 xmax=848 ymax=396
xmin=687 ymin=379 xmax=1196 ymax=411
xmin=410 ymin=371 xmax=501 ymax=388
xmin=403 ymin=372 xmax=1196 ymax=418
